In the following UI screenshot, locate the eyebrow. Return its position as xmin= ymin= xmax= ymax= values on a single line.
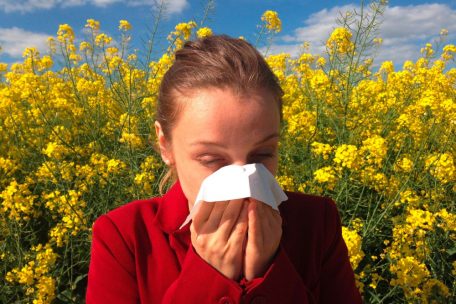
xmin=190 ymin=133 xmax=280 ymax=148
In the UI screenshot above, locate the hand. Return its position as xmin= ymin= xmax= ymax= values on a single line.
xmin=190 ymin=199 xmax=249 ymax=281
xmin=243 ymin=199 xmax=283 ymax=281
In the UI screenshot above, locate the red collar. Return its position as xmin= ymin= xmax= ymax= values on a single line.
xmin=154 ymin=180 xmax=191 ymax=235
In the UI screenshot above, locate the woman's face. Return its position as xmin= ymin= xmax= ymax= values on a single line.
xmin=155 ymin=87 xmax=280 ymax=209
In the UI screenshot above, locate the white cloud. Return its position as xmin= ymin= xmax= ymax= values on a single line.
xmin=260 ymin=43 xmax=303 ymax=58
xmin=282 ymin=5 xmax=356 ymax=45
xmin=0 ymin=0 xmax=57 ymax=12
xmin=0 ymin=0 xmax=188 ymax=14
xmin=269 ymin=3 xmax=456 ymax=66
xmin=0 ymin=27 xmax=50 ymax=58
xmin=134 ymin=0 xmax=188 ymax=15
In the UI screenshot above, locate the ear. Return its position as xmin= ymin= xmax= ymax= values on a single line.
xmin=154 ymin=121 xmax=174 ymax=166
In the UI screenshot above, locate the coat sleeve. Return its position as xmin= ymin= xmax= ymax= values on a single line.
xmin=238 ymin=243 xmax=313 ymax=303
xmin=162 ymin=239 xmax=313 ymax=303
xmin=314 ymin=198 xmax=363 ymax=304
xmin=86 ymin=215 xmax=139 ymax=303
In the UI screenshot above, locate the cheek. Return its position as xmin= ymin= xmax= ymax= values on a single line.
xmin=265 ymin=157 xmax=279 ymax=176
xmin=172 ymin=150 xmax=208 ymax=206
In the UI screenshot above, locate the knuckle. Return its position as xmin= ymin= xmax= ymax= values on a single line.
xmin=233 ymin=223 xmax=247 ymax=235
xmin=190 ymin=223 xmax=196 ymax=234
xmin=207 ymin=239 xmax=221 ymax=255
xmin=224 ymin=251 xmax=238 ymax=264
xmin=274 ymin=213 xmax=283 ymax=224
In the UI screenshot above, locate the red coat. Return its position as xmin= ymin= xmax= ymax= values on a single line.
xmin=86 ymin=181 xmax=363 ymax=303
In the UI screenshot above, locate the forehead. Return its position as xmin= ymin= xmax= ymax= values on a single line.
xmin=172 ymin=87 xmax=280 ymax=142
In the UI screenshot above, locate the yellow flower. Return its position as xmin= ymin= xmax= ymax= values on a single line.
xmin=373 ymin=37 xmax=383 ymax=45
xmin=420 ymin=43 xmax=434 ymax=58
xmin=95 ymin=33 xmax=112 ymax=47
xmin=436 ymin=208 xmax=456 ymax=231
xmin=379 ymin=61 xmax=394 ymax=74
xmin=85 ymin=19 xmax=100 ymax=31
xmin=390 ymin=256 xmax=430 ymax=295
xmin=276 ymin=175 xmax=295 ymax=191
xmin=173 ymin=21 xmax=197 ymax=40
xmin=313 ymin=166 xmax=338 ymax=190
xmin=326 ymin=27 xmax=354 ymax=54
xmin=359 ymin=135 xmax=387 ymax=167
xmin=0 ymin=180 xmax=39 ymax=221
xmin=266 ymin=53 xmax=289 ymax=81
xmin=261 ymin=10 xmax=282 ymax=33
xmin=39 ymin=56 xmax=53 ymax=70
xmin=394 ymin=157 xmax=414 ymax=173
xmin=196 ymin=27 xmax=213 ymax=38
xmin=42 ymin=142 xmax=69 ymax=160
xmin=406 ymin=209 xmax=434 ymax=230
xmin=34 ymin=276 xmax=56 ymax=303
xmin=351 ymin=218 xmax=364 ymax=233
xmin=316 ymin=56 xmax=326 ymax=67
xmin=79 ymin=41 xmax=92 ymax=52
xmin=0 ymin=62 xmax=8 ymax=73
xmin=119 ymin=132 xmax=143 ymax=149
xmin=0 ymin=157 xmax=17 ymax=176
xmin=342 ymin=226 xmax=365 ymax=271
xmin=89 ymin=153 xmax=126 ymax=180
xmin=286 ymin=110 xmax=316 ymax=141
xmin=442 ymin=44 xmax=456 ymax=61
xmin=56 ymin=24 xmax=74 ymax=43
xmin=422 ymin=279 xmax=450 ymax=302
xmin=369 ymin=272 xmax=382 ymax=290
xmin=119 ymin=20 xmax=132 ymax=31
xmin=398 ymin=189 xmax=420 ymax=207
xmin=6 ymin=244 xmax=58 ymax=303
xmin=425 ymin=153 xmax=455 ymax=184
xmin=333 ymin=144 xmax=359 ymax=170
xmin=311 ymin=142 xmax=333 ymax=160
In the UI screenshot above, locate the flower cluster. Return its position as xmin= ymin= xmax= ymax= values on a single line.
xmin=326 ymin=27 xmax=354 ymax=55
xmin=6 ymin=244 xmax=58 ymax=303
xmin=261 ymin=10 xmax=282 ymax=33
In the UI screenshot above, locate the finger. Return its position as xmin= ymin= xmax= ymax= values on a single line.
xmin=270 ymin=206 xmax=283 ymax=228
xmin=218 ymin=198 xmax=247 ymax=241
xmin=201 ymin=200 xmax=229 ymax=233
xmin=248 ymin=199 xmax=263 ymax=248
xmin=256 ymin=201 xmax=268 ymax=248
xmin=192 ymin=201 xmax=216 ymax=231
xmin=251 ymin=198 xmax=280 ymax=231
xmin=262 ymin=204 xmax=277 ymax=238
xmin=228 ymin=199 xmax=249 ymax=244
xmin=265 ymin=203 xmax=282 ymax=229
xmin=263 ymin=204 xmax=283 ymax=249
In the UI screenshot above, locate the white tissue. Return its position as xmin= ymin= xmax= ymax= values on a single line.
xmin=179 ymin=163 xmax=288 ymax=229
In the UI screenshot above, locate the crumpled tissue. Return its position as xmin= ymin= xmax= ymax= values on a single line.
xmin=179 ymin=163 xmax=288 ymax=229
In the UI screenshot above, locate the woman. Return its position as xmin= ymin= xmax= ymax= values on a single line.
xmin=86 ymin=35 xmax=362 ymax=303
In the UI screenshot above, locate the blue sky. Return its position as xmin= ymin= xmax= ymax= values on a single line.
xmin=0 ymin=0 xmax=455 ymax=67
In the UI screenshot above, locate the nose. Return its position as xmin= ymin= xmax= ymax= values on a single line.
xmin=232 ymin=161 xmax=246 ymax=166
xmin=231 ymin=158 xmax=250 ymax=167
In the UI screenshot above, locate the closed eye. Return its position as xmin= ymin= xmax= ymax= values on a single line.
xmin=248 ymin=153 xmax=274 ymax=163
xmin=197 ymin=155 xmax=225 ymax=167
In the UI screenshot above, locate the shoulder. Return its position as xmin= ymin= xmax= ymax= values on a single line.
xmin=279 ymin=191 xmax=342 ymax=247
xmin=280 ymin=191 xmax=339 ymax=222
xmin=91 ymin=196 xmax=162 ymax=244
xmin=105 ymin=196 xmax=161 ymax=223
